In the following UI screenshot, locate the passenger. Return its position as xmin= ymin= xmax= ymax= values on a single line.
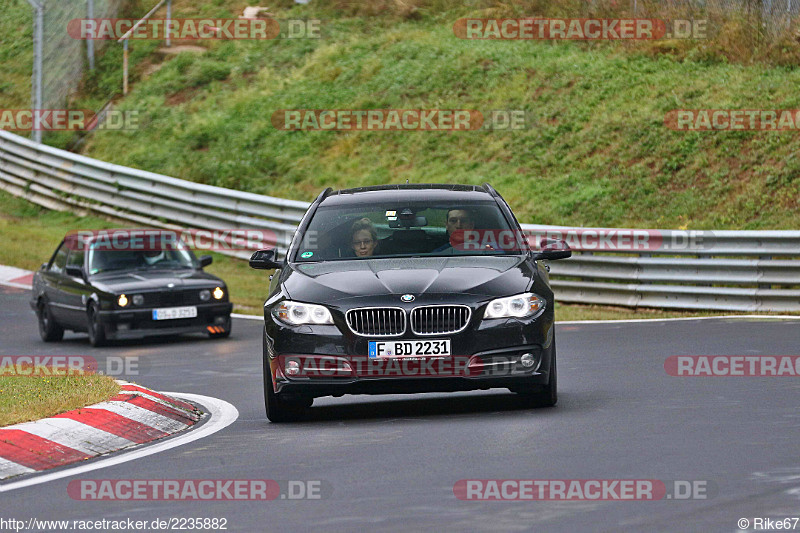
xmin=351 ymin=218 xmax=378 ymax=257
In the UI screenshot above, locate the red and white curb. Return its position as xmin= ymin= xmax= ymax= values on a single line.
xmin=0 ymin=381 xmax=203 ymax=482
xmin=0 ymin=265 xmax=34 ymax=290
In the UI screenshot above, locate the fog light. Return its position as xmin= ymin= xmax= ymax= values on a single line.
xmin=520 ymin=353 xmax=536 ymax=368
xmin=132 ymin=294 xmax=144 ymax=306
xmin=118 ymin=323 xmax=130 ymax=331
xmin=214 ymin=315 xmax=226 ymax=325
xmin=285 ymin=360 xmax=300 ymax=376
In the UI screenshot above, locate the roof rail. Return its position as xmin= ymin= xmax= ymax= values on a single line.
xmin=315 ymin=187 xmax=333 ymax=203
xmin=482 ymin=183 xmax=499 ymax=197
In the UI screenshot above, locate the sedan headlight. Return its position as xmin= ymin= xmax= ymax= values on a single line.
xmin=483 ymin=292 xmax=545 ymax=319
xmin=213 ymin=287 xmax=225 ymax=300
xmin=273 ymin=301 xmax=333 ymax=326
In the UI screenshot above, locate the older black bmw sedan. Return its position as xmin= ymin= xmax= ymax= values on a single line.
xmin=250 ymin=184 xmax=571 ymax=422
xmin=31 ymin=232 xmax=232 ymax=347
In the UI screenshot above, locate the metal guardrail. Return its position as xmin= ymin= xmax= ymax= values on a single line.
xmin=1 ymin=130 xmax=798 ymax=311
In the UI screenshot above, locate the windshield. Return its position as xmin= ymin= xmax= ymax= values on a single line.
xmin=87 ymin=239 xmax=197 ymax=274
xmin=293 ymin=199 xmax=526 ymax=262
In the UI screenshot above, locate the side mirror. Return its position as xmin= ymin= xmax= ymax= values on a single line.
xmin=199 ymin=255 xmax=213 ymax=268
xmin=40 ymin=262 xmax=48 ymax=271
xmin=65 ymin=266 xmax=85 ymax=279
xmin=531 ymin=239 xmax=572 ymax=261
xmin=249 ymin=249 xmax=281 ymax=270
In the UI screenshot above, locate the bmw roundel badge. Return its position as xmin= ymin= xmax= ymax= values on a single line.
xmin=401 ymin=294 xmax=415 ymax=302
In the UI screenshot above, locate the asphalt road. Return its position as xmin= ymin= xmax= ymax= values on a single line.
xmin=1 ymin=283 xmax=799 ymax=533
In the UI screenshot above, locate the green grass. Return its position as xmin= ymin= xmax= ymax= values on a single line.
xmin=0 ymin=0 xmax=33 ymax=109
xmin=0 ymin=372 xmax=120 ymax=427
xmin=68 ymin=0 xmax=799 ymax=230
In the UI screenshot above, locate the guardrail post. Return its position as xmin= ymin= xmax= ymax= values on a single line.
xmin=123 ymin=39 xmax=129 ymax=95
xmin=26 ymin=0 xmax=44 ymax=143
xmin=87 ymin=0 xmax=95 ymax=70
xmin=166 ymin=0 xmax=172 ymax=47
xmin=759 ymin=255 xmax=773 ymax=289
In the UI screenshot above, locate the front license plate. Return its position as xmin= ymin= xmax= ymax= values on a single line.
xmin=152 ymin=306 xmax=198 ymax=320
xmin=369 ymin=339 xmax=451 ymax=358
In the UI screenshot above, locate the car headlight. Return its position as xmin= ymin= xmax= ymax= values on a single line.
xmin=273 ymin=301 xmax=333 ymax=326
xmin=132 ymin=294 xmax=144 ymax=306
xmin=483 ymin=292 xmax=545 ymax=319
xmin=117 ymin=294 xmax=129 ymax=307
xmin=199 ymin=289 xmax=211 ymax=301
xmin=213 ymin=287 xmax=225 ymax=300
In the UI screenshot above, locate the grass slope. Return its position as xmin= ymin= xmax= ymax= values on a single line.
xmin=72 ymin=1 xmax=800 ymax=230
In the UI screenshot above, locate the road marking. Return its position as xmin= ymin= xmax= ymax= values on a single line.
xmin=556 ymin=314 xmax=800 ymax=325
xmin=0 ymin=393 xmax=239 ymax=493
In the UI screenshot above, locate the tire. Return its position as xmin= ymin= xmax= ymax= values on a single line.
xmin=263 ymin=355 xmax=310 ymax=423
xmin=513 ymin=337 xmax=557 ymax=408
xmin=208 ymin=316 xmax=232 ymax=339
xmin=37 ymin=299 xmax=64 ymax=342
xmin=86 ymin=303 xmax=107 ymax=348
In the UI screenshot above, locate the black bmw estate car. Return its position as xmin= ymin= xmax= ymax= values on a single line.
xmin=32 ymin=232 xmax=232 ymax=347
xmin=250 ymin=184 xmax=571 ymax=422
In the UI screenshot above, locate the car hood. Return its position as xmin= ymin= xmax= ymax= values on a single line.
xmin=282 ymin=256 xmax=534 ymax=303
xmin=89 ymin=269 xmax=223 ymax=293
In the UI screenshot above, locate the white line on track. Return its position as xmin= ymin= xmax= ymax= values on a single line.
xmin=0 ymin=280 xmax=35 ymax=290
xmin=557 ymin=314 xmax=800 ymax=325
xmin=0 ymin=393 xmax=239 ymax=493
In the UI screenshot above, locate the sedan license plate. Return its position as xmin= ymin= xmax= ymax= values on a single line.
xmin=152 ymin=306 xmax=197 ymax=320
xmin=369 ymin=339 xmax=450 ymax=358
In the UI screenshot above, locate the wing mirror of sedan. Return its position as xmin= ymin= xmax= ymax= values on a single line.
xmin=249 ymin=249 xmax=281 ymax=270
xmin=64 ymin=266 xmax=85 ymax=280
xmin=531 ymin=238 xmax=572 ymax=261
xmin=40 ymin=262 xmax=48 ymax=271
xmin=199 ymin=255 xmax=213 ymax=268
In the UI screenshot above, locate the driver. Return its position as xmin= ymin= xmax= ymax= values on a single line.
xmin=432 ymin=208 xmax=475 ymax=252
xmin=142 ymin=250 xmax=166 ymax=265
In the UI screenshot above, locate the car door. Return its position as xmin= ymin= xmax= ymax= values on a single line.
xmin=59 ymin=247 xmax=91 ymax=329
xmin=43 ymin=242 xmax=70 ymax=323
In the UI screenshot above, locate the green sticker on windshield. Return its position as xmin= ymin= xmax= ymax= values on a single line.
xmin=301 ymin=251 xmax=313 ymax=258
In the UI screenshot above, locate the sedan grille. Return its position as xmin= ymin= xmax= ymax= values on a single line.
xmin=346 ymin=307 xmax=406 ymax=336
xmin=410 ymin=305 xmax=471 ymax=335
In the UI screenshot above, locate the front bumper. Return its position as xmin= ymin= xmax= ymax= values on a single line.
xmin=97 ymin=302 xmax=232 ymax=340
xmin=265 ymin=308 xmax=555 ymax=398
